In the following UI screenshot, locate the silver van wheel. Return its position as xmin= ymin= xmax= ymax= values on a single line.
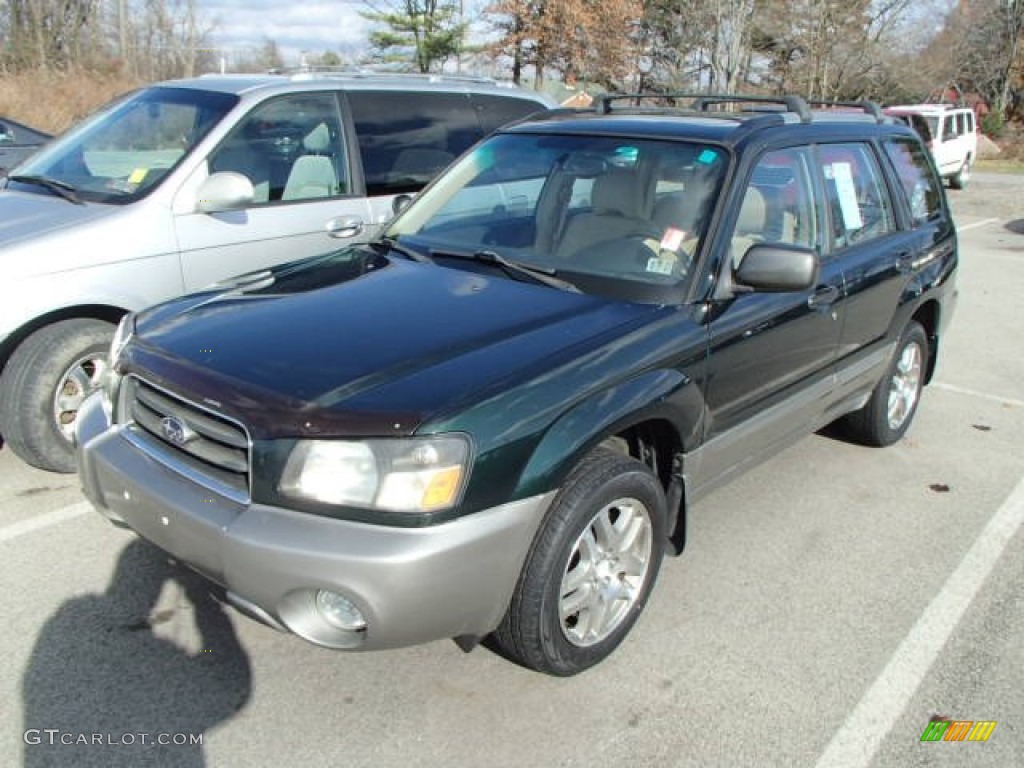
xmin=0 ymin=318 xmax=114 ymax=472
xmin=53 ymin=353 xmax=109 ymax=440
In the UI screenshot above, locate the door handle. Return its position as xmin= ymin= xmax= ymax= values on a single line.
xmin=325 ymin=215 xmax=364 ymax=239
xmin=807 ymin=284 xmax=840 ymax=310
xmin=897 ymin=251 xmax=914 ymax=274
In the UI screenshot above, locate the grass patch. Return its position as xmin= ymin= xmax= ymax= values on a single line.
xmin=0 ymin=69 xmax=140 ymax=134
xmin=975 ymin=158 xmax=1024 ymax=174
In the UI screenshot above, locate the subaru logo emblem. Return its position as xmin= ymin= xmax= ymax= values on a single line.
xmin=160 ymin=416 xmax=194 ymax=445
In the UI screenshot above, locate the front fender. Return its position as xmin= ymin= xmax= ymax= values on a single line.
xmin=514 ymin=368 xmax=703 ymax=499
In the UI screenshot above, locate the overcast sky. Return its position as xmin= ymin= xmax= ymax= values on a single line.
xmin=203 ymin=0 xmax=373 ymax=65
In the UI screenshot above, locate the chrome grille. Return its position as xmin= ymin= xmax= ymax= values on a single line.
xmin=120 ymin=376 xmax=251 ymax=502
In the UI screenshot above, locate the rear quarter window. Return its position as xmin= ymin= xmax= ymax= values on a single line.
xmin=882 ymin=137 xmax=945 ymax=225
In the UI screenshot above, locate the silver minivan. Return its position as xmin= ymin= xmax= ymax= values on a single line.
xmin=0 ymin=72 xmax=553 ymax=472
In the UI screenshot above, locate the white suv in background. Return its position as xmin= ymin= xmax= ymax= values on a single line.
xmin=885 ymin=103 xmax=977 ymax=189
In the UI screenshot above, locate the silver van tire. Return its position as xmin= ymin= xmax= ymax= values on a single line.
xmin=491 ymin=447 xmax=666 ymax=676
xmin=0 ymin=319 xmax=114 ymax=473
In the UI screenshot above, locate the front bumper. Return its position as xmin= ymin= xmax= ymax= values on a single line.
xmin=76 ymin=394 xmax=553 ymax=650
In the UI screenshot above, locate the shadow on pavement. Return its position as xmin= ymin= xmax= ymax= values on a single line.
xmin=21 ymin=537 xmax=252 ymax=767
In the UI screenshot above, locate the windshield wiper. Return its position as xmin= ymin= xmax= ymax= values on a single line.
xmin=372 ymin=236 xmax=434 ymax=264
xmin=435 ymin=249 xmax=580 ymax=292
xmin=7 ymin=174 xmax=83 ymax=205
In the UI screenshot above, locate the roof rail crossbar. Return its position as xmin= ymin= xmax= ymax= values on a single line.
xmin=805 ymin=99 xmax=884 ymax=122
xmin=597 ymin=92 xmax=812 ymax=122
xmin=690 ymin=93 xmax=812 ymax=123
xmin=598 ymin=91 xmax=738 ymax=114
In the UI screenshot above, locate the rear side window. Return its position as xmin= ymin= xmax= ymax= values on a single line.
xmin=472 ymin=94 xmax=547 ymax=134
xmin=347 ymin=91 xmax=484 ymax=196
xmin=883 ymin=137 xmax=944 ymax=225
xmin=817 ymin=143 xmax=896 ymax=249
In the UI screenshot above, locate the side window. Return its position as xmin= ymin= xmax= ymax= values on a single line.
xmin=731 ymin=147 xmax=818 ymax=266
xmin=942 ymin=114 xmax=956 ymax=141
xmin=347 ymin=91 xmax=484 ymax=196
xmin=207 ymin=92 xmax=348 ymax=204
xmin=883 ymin=137 xmax=944 ymax=225
xmin=472 ymin=94 xmax=547 ymax=134
xmin=817 ymin=143 xmax=895 ymax=249
xmin=966 ymin=111 xmax=975 ymax=133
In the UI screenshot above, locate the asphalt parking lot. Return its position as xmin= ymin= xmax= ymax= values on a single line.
xmin=2 ymin=173 xmax=1022 ymax=767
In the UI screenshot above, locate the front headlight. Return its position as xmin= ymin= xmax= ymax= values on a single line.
xmin=278 ymin=435 xmax=471 ymax=513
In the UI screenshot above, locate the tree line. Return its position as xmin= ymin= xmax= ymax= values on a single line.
xmin=3 ymin=0 xmax=1021 ymax=121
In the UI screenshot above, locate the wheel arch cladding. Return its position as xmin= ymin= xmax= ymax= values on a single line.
xmin=514 ymin=368 xmax=698 ymax=540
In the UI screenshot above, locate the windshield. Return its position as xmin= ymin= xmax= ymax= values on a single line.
xmin=8 ymin=86 xmax=237 ymax=204
xmin=386 ymin=132 xmax=727 ymax=303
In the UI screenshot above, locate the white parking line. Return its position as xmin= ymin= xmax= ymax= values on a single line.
xmin=814 ymin=474 xmax=1024 ymax=768
xmin=0 ymin=501 xmax=91 ymax=544
xmin=956 ymin=217 xmax=999 ymax=233
xmin=932 ymin=381 xmax=1024 ymax=409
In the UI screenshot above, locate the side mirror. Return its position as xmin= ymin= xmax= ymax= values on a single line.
xmin=392 ymin=193 xmax=414 ymax=216
xmin=735 ymin=243 xmax=818 ymax=293
xmin=195 ymin=171 xmax=255 ymax=213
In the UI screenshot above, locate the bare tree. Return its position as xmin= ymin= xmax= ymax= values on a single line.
xmin=488 ymin=0 xmax=642 ymax=89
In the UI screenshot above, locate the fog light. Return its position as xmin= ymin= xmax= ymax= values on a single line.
xmin=315 ymin=590 xmax=366 ymax=632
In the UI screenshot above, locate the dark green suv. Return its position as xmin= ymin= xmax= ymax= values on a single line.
xmin=76 ymin=94 xmax=958 ymax=676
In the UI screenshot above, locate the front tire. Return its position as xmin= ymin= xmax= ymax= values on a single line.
xmin=491 ymin=448 xmax=667 ymax=676
xmin=843 ymin=321 xmax=928 ymax=447
xmin=0 ymin=319 xmax=114 ymax=473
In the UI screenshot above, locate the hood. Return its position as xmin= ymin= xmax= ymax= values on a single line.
xmin=130 ymin=250 xmax=658 ymax=437
xmin=0 ymin=188 xmax=120 ymax=250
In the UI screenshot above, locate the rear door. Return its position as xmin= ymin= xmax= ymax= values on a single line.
xmin=815 ymin=141 xmax=908 ymax=394
xmin=172 ymin=91 xmax=371 ymax=292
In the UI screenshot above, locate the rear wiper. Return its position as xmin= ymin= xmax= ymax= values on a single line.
xmin=7 ymin=174 xmax=83 ymax=205
xmin=373 ymin=236 xmax=434 ymax=264
xmin=436 ymin=248 xmax=580 ymax=293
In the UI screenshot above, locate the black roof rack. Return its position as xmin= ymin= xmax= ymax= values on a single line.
xmin=598 ymin=92 xmax=813 ymax=123
xmin=804 ymin=99 xmax=885 ymax=122
xmin=691 ymin=94 xmax=812 ymax=122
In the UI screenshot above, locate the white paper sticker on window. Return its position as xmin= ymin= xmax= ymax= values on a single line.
xmin=831 ymin=162 xmax=863 ymax=230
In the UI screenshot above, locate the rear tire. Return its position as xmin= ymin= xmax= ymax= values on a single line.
xmin=842 ymin=321 xmax=928 ymax=447
xmin=0 ymin=319 xmax=114 ymax=473
xmin=491 ymin=447 xmax=666 ymax=676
